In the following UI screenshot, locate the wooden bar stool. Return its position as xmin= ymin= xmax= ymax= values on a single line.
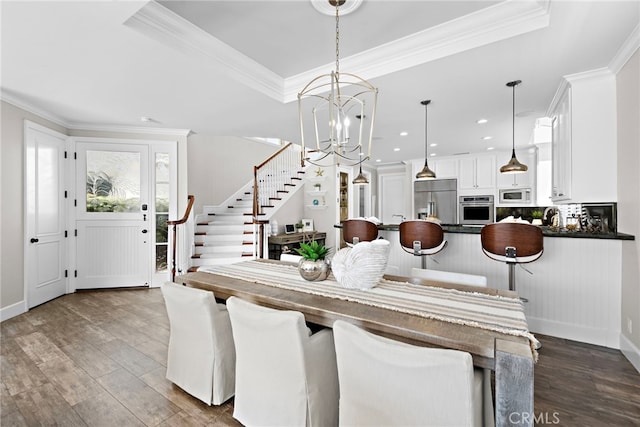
xmin=342 ymin=219 xmax=378 ymax=246
xmin=399 ymin=220 xmax=447 ymax=268
xmin=480 ymin=222 xmax=544 ymax=298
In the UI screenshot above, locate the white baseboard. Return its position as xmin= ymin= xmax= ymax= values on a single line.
xmin=620 ymin=334 xmax=640 ymax=374
xmin=0 ymin=300 xmax=27 ymax=322
xmin=527 ymin=316 xmax=620 ymax=349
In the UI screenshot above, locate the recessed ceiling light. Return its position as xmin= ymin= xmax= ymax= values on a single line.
xmin=400 ymin=131 xmax=408 ymax=136
xmin=477 ymin=119 xmax=488 ymax=124
xmin=430 ymin=153 xmax=436 ymax=157
xmin=482 ymin=136 xmax=492 ymax=140
xmin=487 ymin=147 xmax=495 ymax=150
xmin=375 ymin=159 xmax=381 ymax=162
xmin=430 ymin=143 xmax=438 ymax=147
xmin=394 ymin=148 xmax=400 ymax=152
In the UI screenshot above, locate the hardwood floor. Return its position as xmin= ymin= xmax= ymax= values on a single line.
xmin=1 ymin=288 xmax=639 ymax=426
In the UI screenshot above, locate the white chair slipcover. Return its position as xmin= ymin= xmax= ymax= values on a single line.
xmin=411 ymin=267 xmax=488 ymax=287
xmin=333 ymin=320 xmax=494 ymax=427
xmin=161 ymin=282 xmax=235 ymax=405
xmin=226 ymin=296 xmax=339 ymax=427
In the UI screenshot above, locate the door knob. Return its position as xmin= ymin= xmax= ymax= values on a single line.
xmin=142 ymin=229 xmax=148 ymax=234
xmin=30 ymin=238 xmax=39 ymax=243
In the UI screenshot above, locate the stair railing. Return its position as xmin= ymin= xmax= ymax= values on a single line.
xmin=167 ymin=195 xmax=195 ymax=282
xmin=253 ymin=143 xmax=304 ymax=257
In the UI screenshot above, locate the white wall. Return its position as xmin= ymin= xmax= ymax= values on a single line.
xmin=616 ymin=49 xmax=640 ymax=367
xmin=186 ymin=134 xmax=279 ymax=214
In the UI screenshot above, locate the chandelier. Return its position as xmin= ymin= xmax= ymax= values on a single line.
xmin=298 ymin=0 xmax=378 ymax=167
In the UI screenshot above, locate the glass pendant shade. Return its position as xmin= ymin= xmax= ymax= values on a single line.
xmin=298 ymin=1 xmax=378 ymax=167
xmin=500 ymin=80 xmax=528 ymax=174
xmin=416 ymin=99 xmax=436 ymax=180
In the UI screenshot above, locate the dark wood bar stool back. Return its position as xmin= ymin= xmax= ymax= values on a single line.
xmin=399 ymin=220 xmax=447 ymax=257
xmin=342 ymin=219 xmax=379 ymax=246
xmin=480 ymin=222 xmax=544 ymax=295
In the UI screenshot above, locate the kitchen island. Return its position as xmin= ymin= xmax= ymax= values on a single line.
xmin=335 ymin=222 xmax=634 ymax=349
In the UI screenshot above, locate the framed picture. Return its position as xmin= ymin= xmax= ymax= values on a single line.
xmin=285 ymin=224 xmax=296 ymax=234
xmin=301 ymin=218 xmax=314 ymax=232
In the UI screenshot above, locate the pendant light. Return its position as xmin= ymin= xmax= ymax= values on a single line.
xmin=352 ymin=115 xmax=369 ymax=184
xmin=415 ymin=100 xmax=436 ymax=179
xmin=500 ymin=80 xmax=528 ymax=174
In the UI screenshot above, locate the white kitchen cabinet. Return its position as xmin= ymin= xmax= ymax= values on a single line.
xmin=549 ymin=83 xmax=572 ymax=202
xmin=459 ymin=154 xmax=495 ymax=193
xmin=546 ymin=69 xmax=617 ymax=203
xmin=412 ymin=157 xmax=457 ymax=180
xmin=433 ymin=157 xmax=458 ymax=178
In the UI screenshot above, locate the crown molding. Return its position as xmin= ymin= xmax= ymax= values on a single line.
xmin=1 ymin=90 xmax=69 ymax=129
xmin=2 ymin=90 xmax=191 ymax=137
xmin=66 ymin=123 xmax=192 ymax=137
xmin=126 ymin=0 xmax=550 ymax=104
xmin=125 ymin=1 xmax=285 ymax=102
xmin=284 ymin=0 xmax=550 ymax=102
xmin=609 ymin=24 xmax=640 ymax=74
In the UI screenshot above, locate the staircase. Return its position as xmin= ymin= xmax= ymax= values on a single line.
xmin=190 ymin=143 xmax=305 ymax=270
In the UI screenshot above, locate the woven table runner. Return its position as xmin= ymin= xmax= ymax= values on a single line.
xmin=199 ymin=260 xmax=537 ymax=351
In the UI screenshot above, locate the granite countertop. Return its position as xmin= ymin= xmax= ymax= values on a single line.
xmin=337 ymin=223 xmax=634 ymax=240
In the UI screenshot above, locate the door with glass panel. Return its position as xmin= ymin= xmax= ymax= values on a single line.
xmin=75 ymin=142 xmax=151 ymax=288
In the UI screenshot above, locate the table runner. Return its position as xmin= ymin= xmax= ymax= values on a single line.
xmin=198 ymin=260 xmax=537 ymax=352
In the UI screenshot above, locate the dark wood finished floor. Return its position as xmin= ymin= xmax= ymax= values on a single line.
xmin=1 ymin=288 xmax=639 ymax=426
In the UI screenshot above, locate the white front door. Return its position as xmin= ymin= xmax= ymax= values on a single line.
xmin=75 ymin=142 xmax=151 ymax=288
xmin=25 ymin=121 xmax=68 ymax=308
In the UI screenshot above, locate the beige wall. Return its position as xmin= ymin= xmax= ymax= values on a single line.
xmin=617 ymin=49 xmax=640 ymax=351
xmin=186 ymin=134 xmax=279 ymax=214
xmin=1 ymin=101 xmax=68 ymax=309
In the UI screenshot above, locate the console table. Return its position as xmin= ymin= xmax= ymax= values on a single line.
xmin=267 ymin=232 xmax=326 ymax=260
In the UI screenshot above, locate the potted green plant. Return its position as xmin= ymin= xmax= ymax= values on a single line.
xmin=313 ymin=182 xmax=322 ymax=191
xmin=295 ymin=241 xmax=331 ymax=281
xmin=531 ymin=210 xmax=543 ymax=226
xmin=295 ymin=222 xmax=304 ymax=232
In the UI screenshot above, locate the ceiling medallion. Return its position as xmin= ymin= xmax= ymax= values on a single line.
xmin=311 ymin=0 xmax=363 ymax=16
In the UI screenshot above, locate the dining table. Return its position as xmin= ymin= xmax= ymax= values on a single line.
xmin=177 ymin=259 xmax=536 ymax=427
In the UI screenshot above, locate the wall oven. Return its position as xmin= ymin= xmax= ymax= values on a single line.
xmin=459 ymin=195 xmax=494 ymax=225
xmin=499 ymin=188 xmax=532 ymax=204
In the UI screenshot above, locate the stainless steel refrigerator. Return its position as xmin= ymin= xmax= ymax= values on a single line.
xmin=414 ymin=179 xmax=457 ymax=224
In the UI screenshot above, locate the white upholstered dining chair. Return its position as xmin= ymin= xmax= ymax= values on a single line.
xmin=226 ymin=296 xmax=339 ymax=427
xmin=161 ymin=282 xmax=235 ymax=405
xmin=411 ymin=267 xmax=488 ymax=287
xmin=333 ymin=320 xmax=494 ymax=427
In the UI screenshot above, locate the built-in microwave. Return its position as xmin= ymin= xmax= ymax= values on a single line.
xmin=499 ymin=188 xmax=531 ymax=204
xmin=459 ymin=195 xmax=494 ymax=225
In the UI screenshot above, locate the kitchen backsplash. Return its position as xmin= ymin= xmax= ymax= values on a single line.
xmin=496 ymin=203 xmax=617 ymax=233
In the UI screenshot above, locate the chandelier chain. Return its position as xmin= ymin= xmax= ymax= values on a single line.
xmin=335 ymin=2 xmax=340 ymax=75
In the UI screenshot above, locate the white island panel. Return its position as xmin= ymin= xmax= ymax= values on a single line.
xmin=421 ymin=233 xmax=622 ymax=348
